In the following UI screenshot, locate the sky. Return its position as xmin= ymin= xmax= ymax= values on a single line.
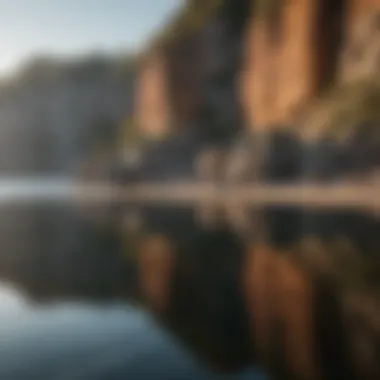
xmin=0 ymin=0 xmax=183 ymax=75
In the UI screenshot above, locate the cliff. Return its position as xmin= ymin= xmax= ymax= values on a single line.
xmin=135 ymin=0 xmax=250 ymax=144
xmin=0 ymin=54 xmax=136 ymax=175
xmin=132 ymin=2 xmax=380 ymax=379
xmin=135 ymin=0 xmax=380 ymax=178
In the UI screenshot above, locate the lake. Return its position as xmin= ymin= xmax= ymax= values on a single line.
xmin=0 ymin=180 xmax=269 ymax=379
xmin=0 ymin=180 xmax=377 ymax=379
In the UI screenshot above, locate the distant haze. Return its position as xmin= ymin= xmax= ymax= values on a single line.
xmin=0 ymin=0 xmax=183 ymax=76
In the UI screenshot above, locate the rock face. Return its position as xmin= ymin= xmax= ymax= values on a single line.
xmin=134 ymin=0 xmax=380 ymax=185
xmin=238 ymin=0 xmax=380 ymax=182
xmin=241 ymin=0 xmax=346 ymax=131
xmin=134 ymin=0 xmax=253 ymax=184
xmin=134 ymin=1 xmax=380 ymax=183
xmin=166 ymin=35 xmax=203 ymax=131
xmin=136 ymin=0 xmax=250 ymax=146
xmin=135 ymin=51 xmax=170 ymax=139
xmin=340 ymin=5 xmax=380 ymax=83
xmin=136 ymin=0 xmax=380 ymax=147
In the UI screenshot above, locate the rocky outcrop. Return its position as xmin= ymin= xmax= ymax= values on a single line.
xmin=136 ymin=0 xmax=250 ymax=145
xmin=135 ymin=0 xmax=380 ymax=183
xmin=132 ymin=2 xmax=380 ymax=380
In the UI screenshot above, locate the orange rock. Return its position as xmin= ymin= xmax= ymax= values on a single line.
xmin=273 ymin=253 xmax=319 ymax=380
xmin=135 ymin=51 xmax=171 ymax=138
xmin=137 ymin=235 xmax=175 ymax=313
xmin=242 ymin=244 xmax=278 ymax=362
xmin=243 ymin=244 xmax=321 ymax=379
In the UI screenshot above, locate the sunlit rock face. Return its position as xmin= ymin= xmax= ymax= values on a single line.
xmin=240 ymin=0 xmax=348 ymax=132
xmin=236 ymin=1 xmax=380 ymax=185
xmin=0 ymin=56 xmax=135 ymax=175
xmin=135 ymin=51 xmax=171 ymax=139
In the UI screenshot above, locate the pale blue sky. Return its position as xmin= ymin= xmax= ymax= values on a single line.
xmin=0 ymin=0 xmax=182 ymax=75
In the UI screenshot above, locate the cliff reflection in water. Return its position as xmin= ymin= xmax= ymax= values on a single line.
xmin=126 ymin=204 xmax=379 ymax=379
xmin=0 ymin=198 xmax=378 ymax=379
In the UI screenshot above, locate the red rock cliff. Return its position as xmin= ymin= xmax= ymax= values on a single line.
xmin=134 ymin=50 xmax=170 ymax=138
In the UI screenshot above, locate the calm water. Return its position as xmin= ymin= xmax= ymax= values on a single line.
xmin=0 ymin=296 xmax=263 ymax=380
xmin=0 ymin=181 xmax=378 ymax=379
xmin=0 ymin=181 xmax=267 ymax=379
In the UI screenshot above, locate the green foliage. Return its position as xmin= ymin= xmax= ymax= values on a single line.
xmin=151 ymin=0 xmax=284 ymax=53
xmin=118 ymin=117 xmax=145 ymax=149
xmin=253 ymin=0 xmax=283 ymax=18
xmin=153 ymin=0 xmax=223 ymax=49
xmin=307 ymin=77 xmax=380 ymax=140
